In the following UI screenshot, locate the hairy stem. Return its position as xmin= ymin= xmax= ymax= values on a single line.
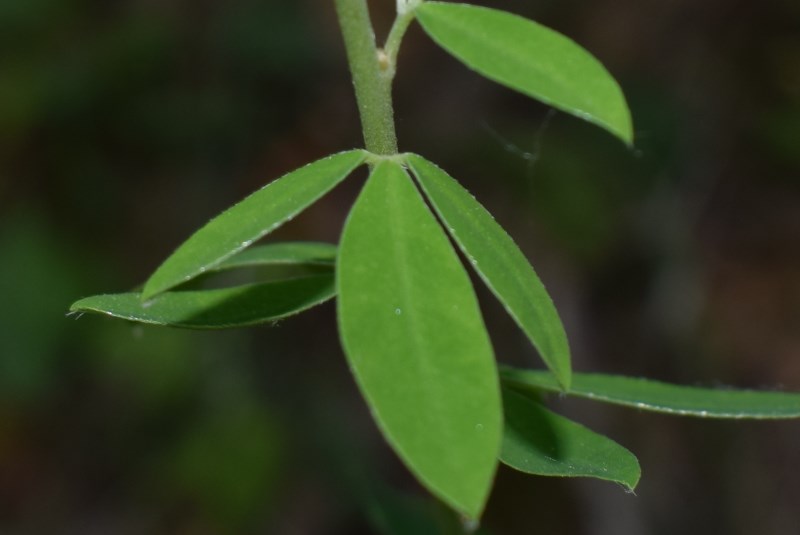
xmin=384 ymin=6 xmax=416 ymax=71
xmin=335 ymin=0 xmax=398 ymax=155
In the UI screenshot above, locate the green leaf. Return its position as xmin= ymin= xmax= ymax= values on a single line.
xmin=415 ymin=2 xmax=633 ymax=143
xmin=70 ymin=275 xmax=335 ymax=329
xmin=142 ymin=150 xmax=367 ymax=300
xmin=501 ymin=368 xmax=800 ymax=419
xmin=501 ymin=389 xmax=641 ymax=490
xmin=215 ymin=242 xmax=337 ymax=270
xmin=407 ymin=154 xmax=571 ymax=390
xmin=337 ymin=160 xmax=502 ymax=519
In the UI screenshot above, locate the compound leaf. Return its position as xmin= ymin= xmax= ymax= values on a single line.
xmin=70 ymin=275 xmax=335 ymax=329
xmin=337 ymin=160 xmax=502 ymax=520
xmin=501 ymin=388 xmax=640 ymax=490
xmin=501 ymin=368 xmax=800 ymax=419
xmin=415 ymin=2 xmax=632 ymax=143
xmin=142 ymin=150 xmax=367 ymax=300
xmin=407 ymin=154 xmax=571 ymax=389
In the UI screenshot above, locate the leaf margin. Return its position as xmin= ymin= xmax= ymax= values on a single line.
xmin=141 ymin=149 xmax=368 ymax=301
xmin=414 ymin=1 xmax=633 ymax=144
xmin=336 ymin=159 xmax=503 ymax=520
xmin=502 ymin=367 xmax=800 ymax=419
xmin=500 ymin=388 xmax=641 ymax=491
xmin=406 ymin=153 xmax=572 ymax=390
xmin=70 ymin=274 xmax=336 ymax=329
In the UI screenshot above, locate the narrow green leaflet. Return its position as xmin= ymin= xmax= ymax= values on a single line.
xmin=501 ymin=368 xmax=800 ymax=419
xmin=415 ymin=2 xmax=632 ymax=143
xmin=70 ymin=275 xmax=335 ymax=329
xmin=215 ymin=242 xmax=337 ymax=270
xmin=407 ymin=154 xmax=571 ymax=389
xmin=142 ymin=150 xmax=367 ymax=300
xmin=337 ymin=161 xmax=502 ymax=519
xmin=501 ymin=389 xmax=640 ymax=490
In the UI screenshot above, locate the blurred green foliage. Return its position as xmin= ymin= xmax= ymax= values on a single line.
xmin=0 ymin=210 xmax=87 ymax=401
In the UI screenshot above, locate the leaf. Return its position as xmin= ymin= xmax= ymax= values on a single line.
xmin=337 ymin=160 xmax=502 ymax=519
xmin=215 ymin=242 xmax=337 ymax=270
xmin=415 ymin=2 xmax=633 ymax=143
xmin=142 ymin=150 xmax=367 ymax=300
xmin=501 ymin=368 xmax=800 ymax=419
xmin=407 ymin=154 xmax=571 ymax=389
xmin=70 ymin=275 xmax=335 ymax=329
xmin=501 ymin=389 xmax=641 ymax=490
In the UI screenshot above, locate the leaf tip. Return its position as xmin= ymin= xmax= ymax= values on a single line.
xmin=140 ymin=276 xmax=168 ymax=303
xmin=138 ymin=289 xmax=156 ymax=303
xmin=549 ymin=362 xmax=572 ymax=392
xmin=448 ymin=484 xmax=493 ymax=526
xmin=624 ymin=464 xmax=642 ymax=494
xmin=619 ymin=126 xmax=635 ymax=148
xmin=619 ymin=119 xmax=635 ymax=148
xmin=601 ymin=106 xmax=634 ymax=147
xmin=557 ymin=373 xmax=572 ymax=393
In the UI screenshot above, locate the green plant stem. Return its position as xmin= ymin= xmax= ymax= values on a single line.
xmin=384 ymin=6 xmax=416 ymax=70
xmin=335 ymin=0 xmax=398 ymax=155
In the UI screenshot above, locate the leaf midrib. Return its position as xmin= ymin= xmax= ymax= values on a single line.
xmin=385 ymin=168 xmax=455 ymax=475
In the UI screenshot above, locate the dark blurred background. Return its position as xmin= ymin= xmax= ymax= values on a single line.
xmin=1 ymin=0 xmax=799 ymax=533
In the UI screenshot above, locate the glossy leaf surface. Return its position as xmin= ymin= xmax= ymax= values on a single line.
xmin=415 ymin=2 xmax=632 ymax=143
xmin=408 ymin=154 xmax=571 ymax=389
xmin=501 ymin=389 xmax=640 ymax=490
xmin=71 ymin=275 xmax=335 ymax=329
xmin=142 ymin=150 xmax=366 ymax=300
xmin=502 ymin=368 xmax=800 ymax=419
xmin=215 ymin=242 xmax=336 ymax=270
xmin=337 ymin=161 xmax=502 ymax=519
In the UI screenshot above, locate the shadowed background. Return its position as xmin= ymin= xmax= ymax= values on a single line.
xmin=1 ymin=0 xmax=799 ymax=533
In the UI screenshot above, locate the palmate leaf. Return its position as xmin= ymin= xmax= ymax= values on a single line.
xmin=501 ymin=389 xmax=641 ymax=491
xmin=70 ymin=275 xmax=335 ymax=329
xmin=142 ymin=150 xmax=367 ymax=300
xmin=337 ymin=160 xmax=502 ymax=520
xmin=407 ymin=154 xmax=571 ymax=389
xmin=415 ymin=2 xmax=632 ymax=144
xmin=502 ymin=367 xmax=800 ymax=419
